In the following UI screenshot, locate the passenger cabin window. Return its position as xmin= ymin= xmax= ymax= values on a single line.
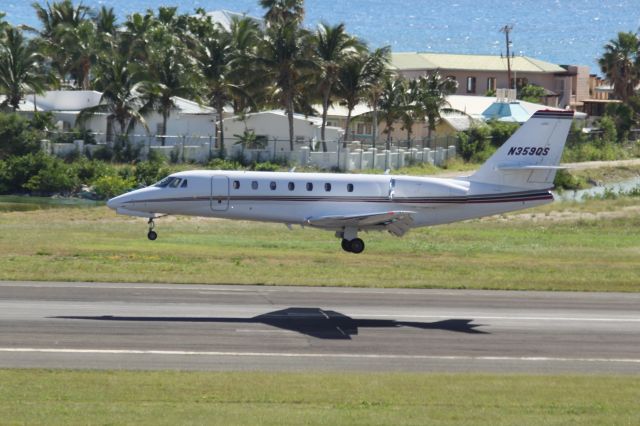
xmin=306 ymin=182 xmax=313 ymax=191
xmin=233 ymin=180 xmax=240 ymax=189
xmin=324 ymin=183 xmax=332 ymax=192
xmin=270 ymin=181 xmax=277 ymax=190
xmin=251 ymin=181 xmax=258 ymax=190
xmin=288 ymin=182 xmax=295 ymax=191
xmin=180 ymin=179 xmax=188 ymax=188
xmin=347 ymin=183 xmax=354 ymax=192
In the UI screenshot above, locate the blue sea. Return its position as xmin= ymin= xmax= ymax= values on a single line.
xmin=3 ymin=0 xmax=640 ymax=74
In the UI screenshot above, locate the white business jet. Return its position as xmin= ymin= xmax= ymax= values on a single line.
xmin=107 ymin=110 xmax=573 ymax=253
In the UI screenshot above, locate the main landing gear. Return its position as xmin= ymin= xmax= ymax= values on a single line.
xmin=147 ymin=218 xmax=157 ymax=241
xmin=341 ymin=238 xmax=365 ymax=254
xmin=338 ymin=227 xmax=365 ymax=254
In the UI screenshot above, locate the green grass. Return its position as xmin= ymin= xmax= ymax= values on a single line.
xmin=0 ymin=370 xmax=637 ymax=425
xmin=1 ymin=199 xmax=639 ymax=291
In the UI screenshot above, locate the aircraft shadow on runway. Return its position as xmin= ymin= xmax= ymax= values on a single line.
xmin=53 ymin=307 xmax=488 ymax=340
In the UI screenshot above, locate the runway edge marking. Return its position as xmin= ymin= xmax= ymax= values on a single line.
xmin=1 ymin=348 xmax=640 ymax=364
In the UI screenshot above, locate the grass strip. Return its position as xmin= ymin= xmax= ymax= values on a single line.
xmin=0 ymin=201 xmax=639 ymax=291
xmin=0 ymin=370 xmax=638 ymax=425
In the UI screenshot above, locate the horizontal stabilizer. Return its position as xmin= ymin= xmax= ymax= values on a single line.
xmin=496 ymin=164 xmax=567 ymax=171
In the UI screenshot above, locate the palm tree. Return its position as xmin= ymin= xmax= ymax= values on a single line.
xmin=362 ymin=46 xmax=391 ymax=148
xmin=143 ymin=27 xmax=200 ymax=146
xmin=78 ymin=50 xmax=149 ymax=147
xmin=122 ymin=12 xmax=157 ymax=62
xmin=259 ymin=0 xmax=304 ymax=26
xmin=415 ymin=71 xmax=458 ymax=140
xmin=599 ymin=32 xmax=640 ymax=102
xmin=0 ymin=27 xmax=49 ymax=111
xmin=312 ymin=22 xmax=364 ymax=151
xmin=30 ymin=0 xmax=92 ymax=87
xmin=399 ymin=78 xmax=421 ymax=144
xmin=378 ymin=76 xmax=405 ymax=149
xmin=336 ymin=53 xmax=369 ymax=143
xmin=256 ymin=21 xmax=315 ymax=151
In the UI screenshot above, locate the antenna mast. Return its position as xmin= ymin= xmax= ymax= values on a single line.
xmin=500 ymin=25 xmax=514 ymax=89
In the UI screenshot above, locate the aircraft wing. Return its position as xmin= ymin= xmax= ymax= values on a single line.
xmin=306 ymin=211 xmax=416 ymax=236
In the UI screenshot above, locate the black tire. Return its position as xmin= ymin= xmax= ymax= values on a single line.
xmin=349 ymin=238 xmax=365 ymax=254
xmin=341 ymin=239 xmax=352 ymax=252
xmin=147 ymin=230 xmax=158 ymax=241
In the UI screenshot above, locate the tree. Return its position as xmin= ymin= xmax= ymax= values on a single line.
xmin=78 ymin=49 xmax=149 ymax=154
xmin=0 ymin=27 xmax=49 ymax=111
xmin=415 ymin=71 xmax=458 ymax=140
xmin=30 ymin=0 xmax=93 ymax=88
xmin=518 ymin=84 xmax=545 ymax=104
xmin=378 ymin=76 xmax=405 ymax=149
xmin=336 ymin=53 xmax=369 ymax=143
xmin=312 ymin=22 xmax=364 ymax=151
xmin=256 ymin=21 xmax=315 ymax=151
xmin=399 ymin=78 xmax=421 ymax=144
xmin=142 ymin=24 xmax=200 ymax=146
xmin=598 ymin=31 xmax=640 ymax=102
xmin=259 ymin=0 xmax=304 ymax=26
xmin=362 ymin=46 xmax=391 ymax=148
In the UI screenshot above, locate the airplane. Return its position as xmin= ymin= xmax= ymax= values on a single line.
xmin=107 ymin=110 xmax=574 ymax=253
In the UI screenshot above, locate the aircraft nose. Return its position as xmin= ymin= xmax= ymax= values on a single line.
xmin=107 ymin=194 xmax=126 ymax=210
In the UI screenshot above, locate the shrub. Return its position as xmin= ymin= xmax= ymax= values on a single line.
xmin=252 ymin=161 xmax=280 ymax=171
xmin=23 ymin=159 xmax=79 ymax=195
xmin=135 ymin=159 xmax=170 ymax=186
xmin=0 ymin=113 xmax=42 ymax=159
xmin=553 ymin=169 xmax=588 ymax=191
xmin=207 ymin=158 xmax=244 ymax=170
xmin=92 ymin=174 xmax=137 ymax=199
xmin=71 ymin=158 xmax=112 ymax=183
xmin=0 ymin=152 xmax=79 ymax=195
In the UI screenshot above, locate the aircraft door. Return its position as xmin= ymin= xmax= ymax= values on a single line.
xmin=210 ymin=176 xmax=229 ymax=211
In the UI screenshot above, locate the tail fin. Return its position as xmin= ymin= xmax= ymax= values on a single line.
xmin=470 ymin=110 xmax=574 ymax=189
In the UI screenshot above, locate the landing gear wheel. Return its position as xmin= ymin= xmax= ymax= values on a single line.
xmin=341 ymin=239 xmax=352 ymax=252
xmin=147 ymin=218 xmax=157 ymax=240
xmin=349 ymin=238 xmax=365 ymax=254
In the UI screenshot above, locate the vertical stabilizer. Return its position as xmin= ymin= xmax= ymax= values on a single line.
xmin=470 ymin=110 xmax=574 ymax=189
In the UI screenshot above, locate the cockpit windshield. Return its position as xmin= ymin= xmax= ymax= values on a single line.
xmin=155 ymin=176 xmax=182 ymax=188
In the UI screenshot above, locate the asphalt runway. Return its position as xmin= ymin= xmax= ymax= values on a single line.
xmin=1 ymin=281 xmax=639 ymax=374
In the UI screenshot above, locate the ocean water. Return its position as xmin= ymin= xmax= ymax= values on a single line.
xmin=2 ymin=0 xmax=640 ymax=74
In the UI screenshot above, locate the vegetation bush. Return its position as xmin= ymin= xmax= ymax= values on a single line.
xmin=553 ymin=169 xmax=588 ymax=190
xmin=92 ymin=174 xmax=137 ymax=199
xmin=0 ymin=113 xmax=42 ymax=159
xmin=135 ymin=157 xmax=171 ymax=186
xmin=207 ymin=158 xmax=244 ymax=170
xmin=71 ymin=158 xmax=111 ymax=183
xmin=0 ymin=152 xmax=78 ymax=195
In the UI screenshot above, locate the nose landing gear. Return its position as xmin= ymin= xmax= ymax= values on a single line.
xmin=147 ymin=218 xmax=157 ymax=241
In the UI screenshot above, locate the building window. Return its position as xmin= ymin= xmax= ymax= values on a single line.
xmin=270 ymin=181 xmax=277 ymax=190
xmin=233 ymin=180 xmax=240 ymax=189
xmin=251 ymin=181 xmax=258 ymax=190
xmin=487 ymin=77 xmax=496 ymax=92
xmin=347 ymin=183 xmax=354 ymax=192
xmin=306 ymin=182 xmax=313 ymax=191
xmin=324 ymin=183 xmax=332 ymax=192
xmin=466 ymin=76 xmax=476 ymax=93
xmin=288 ymin=182 xmax=295 ymax=191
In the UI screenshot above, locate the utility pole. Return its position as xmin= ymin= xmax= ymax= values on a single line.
xmin=500 ymin=25 xmax=514 ymax=89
